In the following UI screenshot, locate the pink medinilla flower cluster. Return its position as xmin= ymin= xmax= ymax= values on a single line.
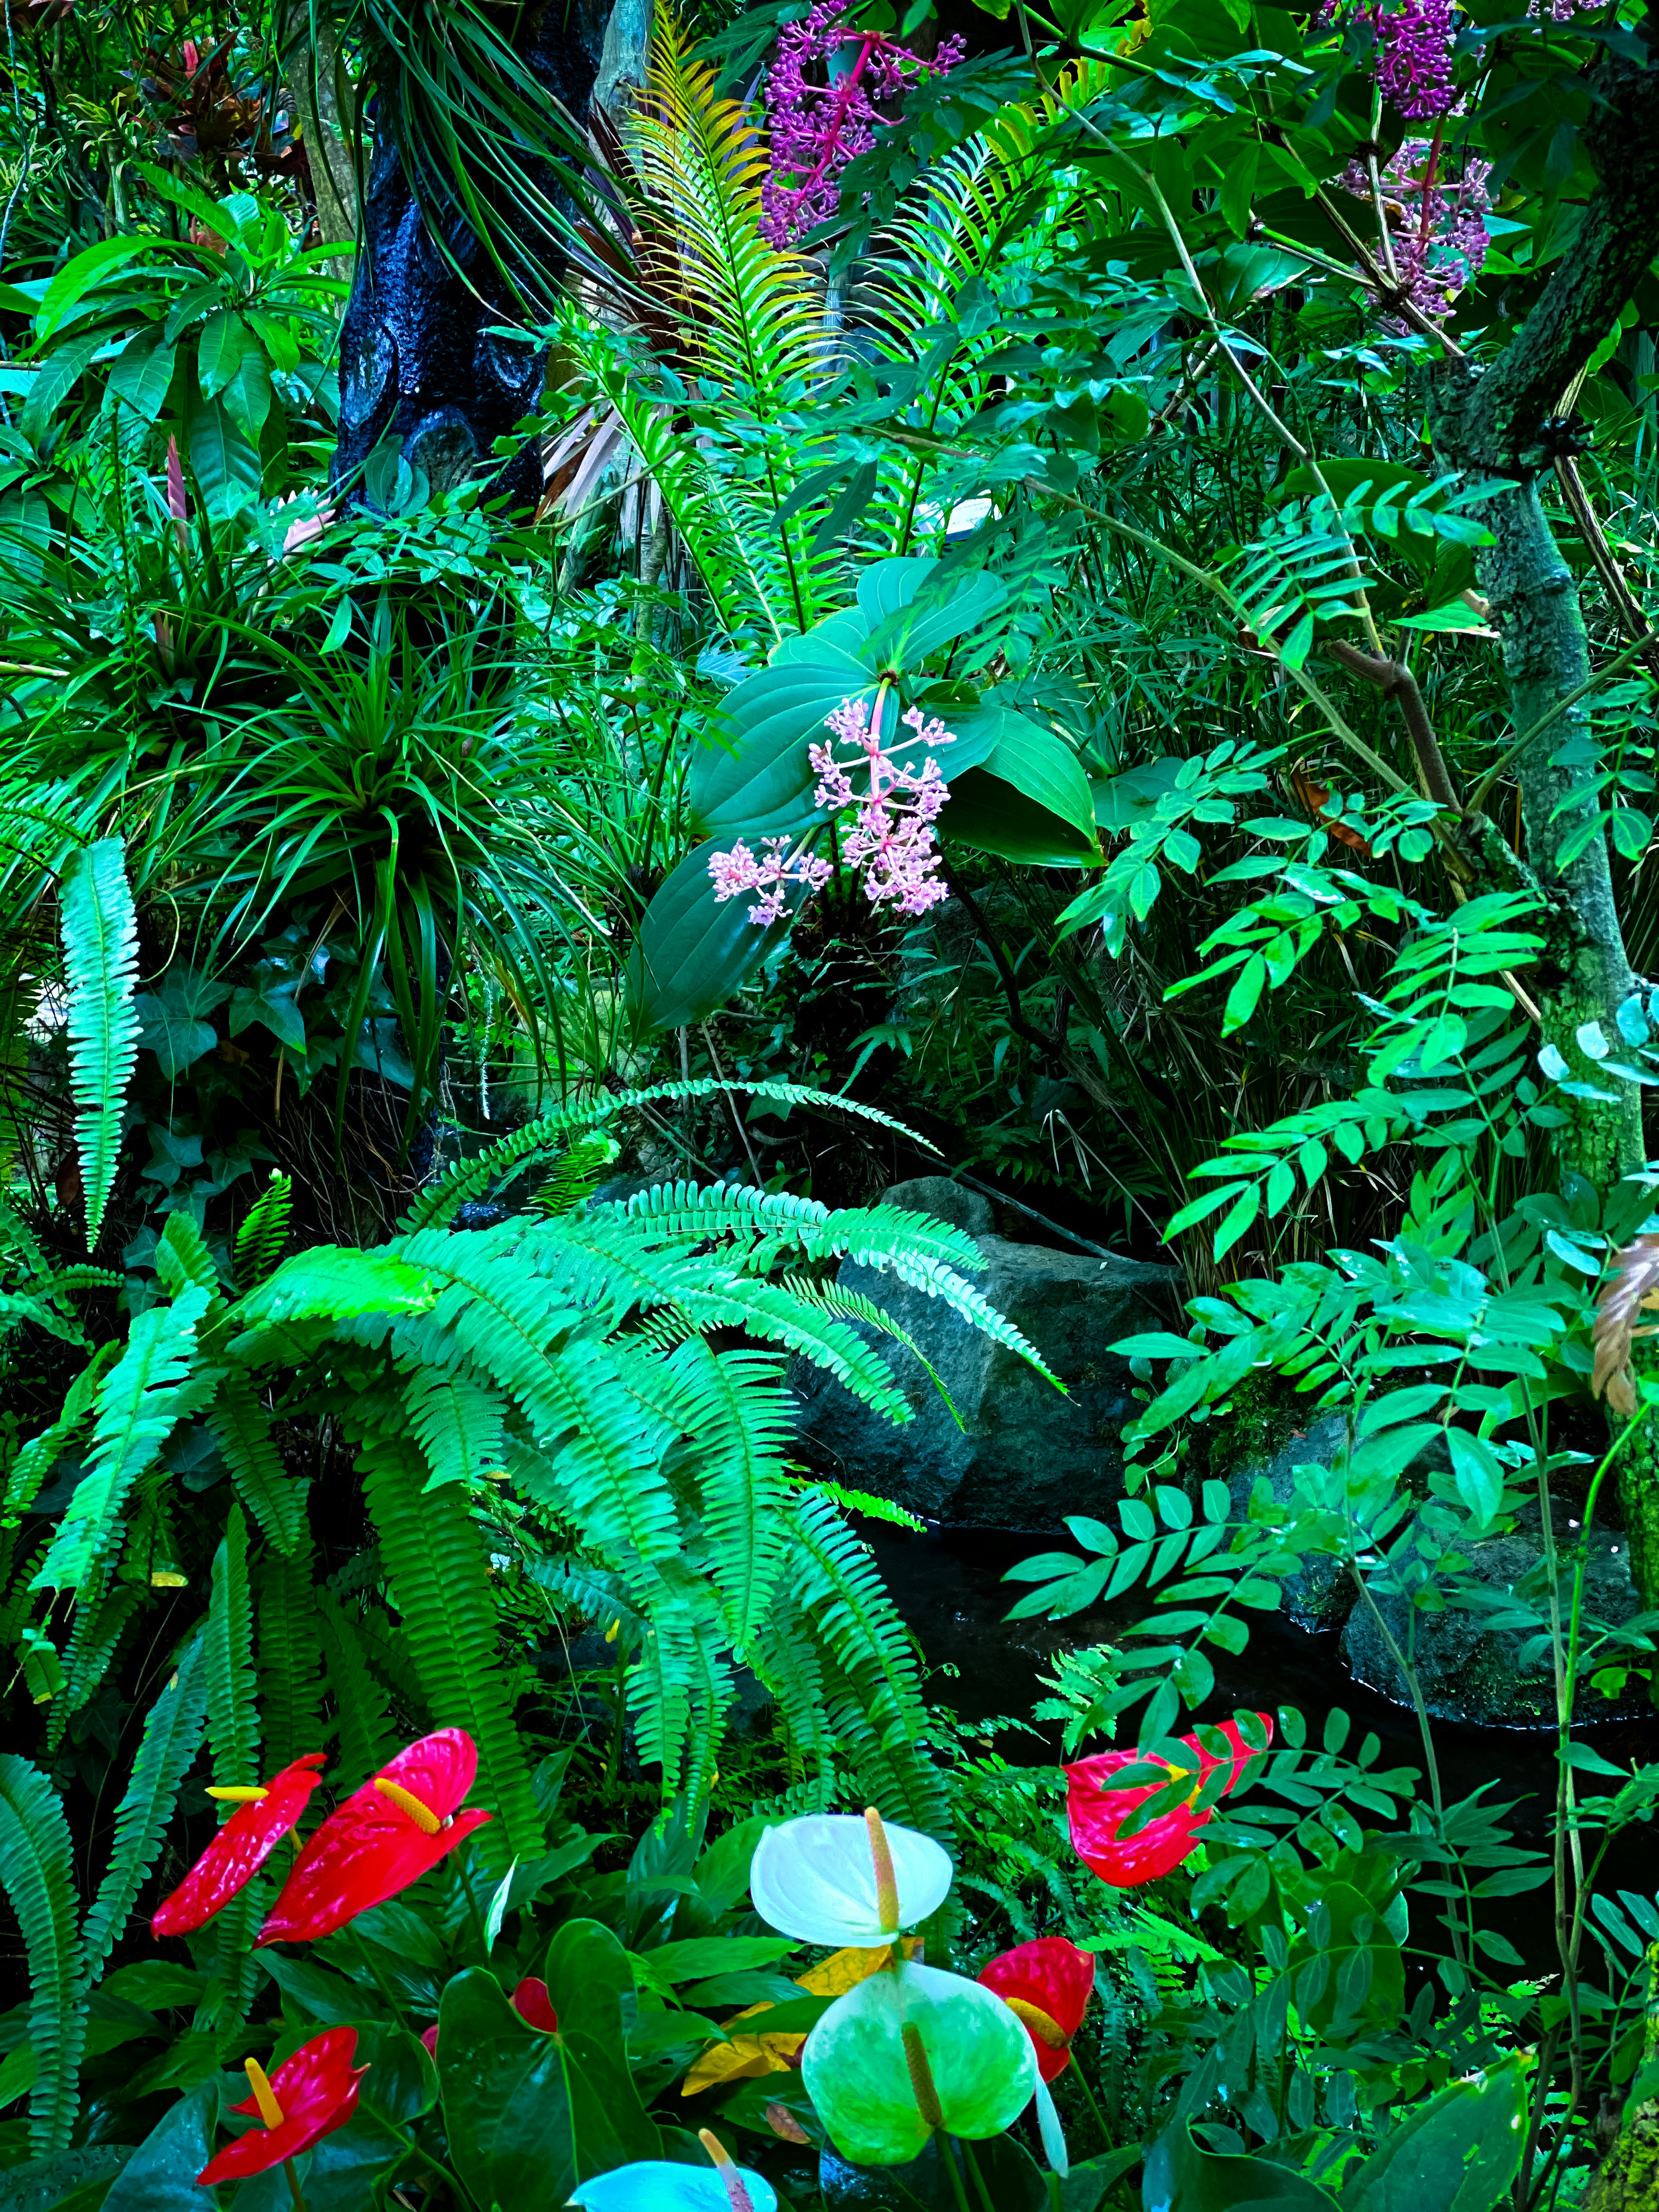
xmin=708 ymin=836 xmax=833 ymax=926
xmin=760 ymin=2 xmax=965 ymax=248
xmin=1338 ymin=139 xmax=1492 ymax=321
xmin=811 ymin=698 xmax=953 ymax=915
xmin=708 ymin=696 xmax=955 ymax=926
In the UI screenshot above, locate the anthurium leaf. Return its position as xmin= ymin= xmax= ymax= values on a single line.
xmin=1339 ymin=2053 xmax=1529 ymax=2212
xmin=0 ymin=2146 xmax=136 ymax=2212
xmin=1141 ymin=2123 xmax=1338 ymax=2211
xmin=625 ymin=838 xmax=802 ymax=1032
xmin=99 ymin=2080 xmax=219 ymax=2212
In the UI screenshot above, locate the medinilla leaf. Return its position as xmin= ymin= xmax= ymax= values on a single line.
xmin=625 ymin=838 xmax=801 ymax=1032
xmin=862 ymin=569 xmax=1009 ymax=672
xmin=1340 ymin=2053 xmax=1528 ymax=2212
xmin=801 ymin=1962 xmax=1037 ymax=2167
xmin=937 ymin=711 xmax=1101 ymax=868
xmin=1141 ymin=2124 xmax=1337 ymax=2212
xmin=690 ymin=666 xmax=871 ymax=837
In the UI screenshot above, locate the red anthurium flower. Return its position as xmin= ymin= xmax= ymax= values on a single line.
xmin=1066 ymin=1714 xmax=1273 ymax=1887
xmin=152 ymin=1755 xmax=327 ymax=1939
xmin=422 ymin=1977 xmax=556 ymax=2057
xmin=258 ymin=1729 xmax=492 ymax=1945
xmin=977 ymin=1938 xmax=1095 ymax=2082
xmin=197 ymin=2030 xmax=365 ymax=2185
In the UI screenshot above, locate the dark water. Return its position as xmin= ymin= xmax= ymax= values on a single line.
xmin=867 ymin=1521 xmax=1659 ymax=1975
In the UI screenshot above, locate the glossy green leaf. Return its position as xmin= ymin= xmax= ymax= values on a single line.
xmin=937 ymin=710 xmax=1101 ymax=867
xmin=99 ymin=2082 xmax=219 ymax=2212
xmin=690 ymin=665 xmax=873 ymax=836
xmin=1341 ymin=2053 xmax=1529 ymax=2212
xmin=625 ymin=839 xmax=799 ymax=1032
xmin=1141 ymin=2123 xmax=1337 ymax=2212
xmin=104 ymin=331 xmax=176 ymax=425
xmin=187 ymin=402 xmax=261 ymax=514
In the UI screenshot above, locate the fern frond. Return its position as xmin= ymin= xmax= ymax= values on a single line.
xmin=234 ymin=1173 xmax=293 ymax=1291
xmin=626 ymin=1564 xmax=730 ymax=1798
xmin=530 ymin=1131 xmax=621 ymax=1218
xmin=205 ymin=1506 xmax=259 ymax=1789
xmin=209 ymin=1375 xmax=310 ymax=1558
xmin=396 ymin=1078 xmax=928 ymax=1236
xmin=655 ymin=1338 xmax=791 ymax=1642
xmin=32 ymin=1284 xmax=211 ymax=1592
xmin=1 ymin=1344 xmax=118 ymax=1522
xmin=80 ymin=1634 xmax=208 ymax=1990
xmin=403 ymin=1367 xmax=509 ymax=1492
xmin=59 ymin=839 xmax=139 ymax=1253
xmin=0 ymin=1755 xmax=80 ymax=2152
xmin=782 ymin=1277 xmax=965 ymax=1429
xmin=156 ymin=1209 xmax=221 ymax=1298
xmin=314 ymin=1592 xmax=398 ymax=1793
xmin=51 ymin=1578 xmax=143 ymax=1742
xmin=356 ymin=1427 xmax=543 ymax=1864
xmin=256 ymin=1541 xmax=324 ymax=1774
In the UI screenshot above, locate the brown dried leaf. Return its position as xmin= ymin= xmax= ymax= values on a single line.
xmin=1591 ymin=1233 xmax=1659 ymax=1414
xmin=764 ymin=2101 xmax=810 ymax=2144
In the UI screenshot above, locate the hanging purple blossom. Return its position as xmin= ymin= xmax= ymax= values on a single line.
xmin=1338 ymin=139 xmax=1493 ymax=323
xmin=760 ymin=3 xmax=966 ymax=248
xmin=1373 ymin=0 xmax=1456 ymax=117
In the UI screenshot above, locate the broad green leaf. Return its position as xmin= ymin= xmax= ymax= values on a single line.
xmin=1341 ymin=2054 xmax=1529 ymax=2212
xmin=196 ymin=309 xmax=252 ymax=399
xmin=99 ymin=2080 xmax=219 ymax=2212
xmin=104 ymin=331 xmax=176 ymax=425
xmin=187 ymin=401 xmax=261 ymax=514
xmin=35 ymin=237 xmax=157 ymax=339
xmin=219 ymin=350 xmax=273 ymax=442
xmin=690 ymin=666 xmax=875 ymax=836
xmin=938 ymin=710 xmax=1100 ymax=866
xmin=625 ymin=838 xmax=798 ymax=1031
xmin=132 ymin=967 xmax=230 ymax=1078
xmin=1142 ymin=2123 xmax=1337 ymax=2211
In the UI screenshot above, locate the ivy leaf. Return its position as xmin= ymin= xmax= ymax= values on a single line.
xmin=133 ymin=971 xmax=231 ymax=1078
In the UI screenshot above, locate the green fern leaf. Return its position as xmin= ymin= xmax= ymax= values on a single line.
xmin=234 ymin=1173 xmax=293 ymax=1290
xmin=356 ymin=1428 xmax=543 ymax=1864
xmin=32 ymin=1285 xmax=211 ymax=1592
xmin=403 ymin=1367 xmax=509 ymax=1491
xmin=205 ymin=1506 xmax=258 ymax=1789
xmin=256 ymin=1541 xmax=325 ymax=1774
xmin=0 ymin=1755 xmax=80 ymax=2153
xmin=314 ymin=1592 xmax=398 ymax=1792
xmin=2 ymin=1344 xmax=118 ymax=1523
xmin=80 ymin=1635 xmax=209 ymax=1990
xmin=59 ymin=839 xmax=140 ymax=1253
xmin=208 ymin=1373 xmax=309 ymax=1557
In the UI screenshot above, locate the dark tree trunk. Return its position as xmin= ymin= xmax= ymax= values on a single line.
xmin=333 ymin=0 xmax=614 ymax=511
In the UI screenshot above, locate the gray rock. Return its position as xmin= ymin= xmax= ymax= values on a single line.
xmin=1340 ymin=1497 xmax=1643 ymax=1728
xmin=1227 ymin=1414 xmax=1359 ymax=1633
xmin=789 ymin=1176 xmax=1180 ymax=1527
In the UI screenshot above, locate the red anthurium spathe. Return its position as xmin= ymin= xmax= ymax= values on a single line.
xmin=423 ymin=1976 xmax=556 ymax=2056
xmin=1066 ymin=1714 xmax=1273 ymax=1887
xmin=152 ymin=1754 xmax=327 ymax=1939
xmin=197 ymin=2030 xmax=365 ymax=2185
xmin=977 ymin=1937 xmax=1095 ymax=2082
xmin=258 ymin=1730 xmax=491 ymax=1945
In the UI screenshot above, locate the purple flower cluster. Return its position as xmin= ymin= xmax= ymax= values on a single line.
xmin=809 ymin=699 xmax=954 ymax=914
xmin=707 ymin=837 xmax=833 ymax=926
xmin=760 ymin=2 xmax=965 ymax=248
xmin=1338 ymin=138 xmax=1491 ymax=322
xmin=708 ymin=696 xmax=956 ymax=926
xmin=1373 ymin=0 xmax=1456 ymax=117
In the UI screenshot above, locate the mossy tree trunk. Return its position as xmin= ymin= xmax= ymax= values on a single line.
xmin=1427 ymin=19 xmax=1659 ymax=1589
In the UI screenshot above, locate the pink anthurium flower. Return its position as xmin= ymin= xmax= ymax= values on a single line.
xmin=197 ymin=2030 xmax=365 ymax=2185
xmin=258 ymin=1730 xmax=491 ymax=1945
xmin=422 ymin=1975 xmax=556 ymax=2056
xmin=1066 ymin=1714 xmax=1273 ymax=1887
xmin=152 ymin=1754 xmax=327 ymax=1938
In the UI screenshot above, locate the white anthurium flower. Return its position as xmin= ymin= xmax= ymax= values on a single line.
xmin=1034 ymin=2077 xmax=1069 ymax=2177
xmin=750 ymin=1809 xmax=953 ymax=1947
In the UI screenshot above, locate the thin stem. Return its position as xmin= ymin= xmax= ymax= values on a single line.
xmin=1071 ymin=2058 xmax=1113 ymax=2151
xmin=939 ymin=2136 xmax=973 ymax=2212
xmin=1467 ymin=630 xmax=1659 ymax=815
xmin=959 ymin=2139 xmax=998 ymax=2212
xmin=282 ymin=2157 xmax=307 ymax=2212
xmin=350 ymin=1927 xmax=412 ymax=2028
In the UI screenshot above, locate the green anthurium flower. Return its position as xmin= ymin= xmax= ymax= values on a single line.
xmin=801 ymin=1959 xmax=1039 ymax=2166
